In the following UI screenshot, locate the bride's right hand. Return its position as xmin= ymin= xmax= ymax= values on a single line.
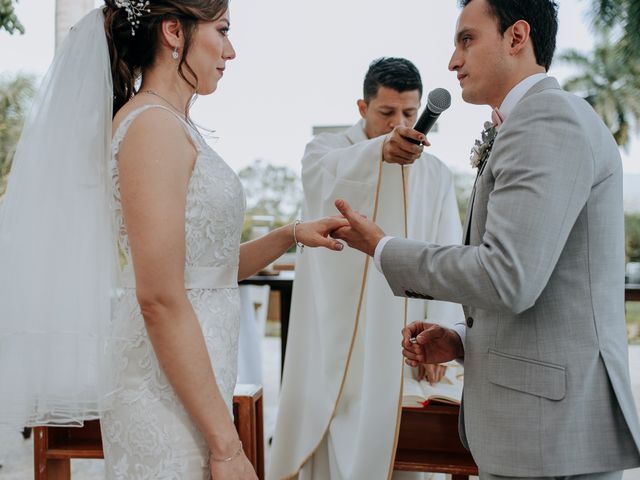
xmin=209 ymin=452 xmax=258 ymax=480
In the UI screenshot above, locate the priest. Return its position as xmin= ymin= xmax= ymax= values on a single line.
xmin=268 ymin=57 xmax=464 ymax=480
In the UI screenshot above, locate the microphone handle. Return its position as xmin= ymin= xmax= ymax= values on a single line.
xmin=405 ymin=110 xmax=441 ymax=145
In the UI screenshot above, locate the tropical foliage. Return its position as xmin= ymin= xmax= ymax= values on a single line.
xmin=626 ymin=213 xmax=640 ymax=263
xmin=560 ymin=37 xmax=640 ymax=147
xmin=561 ymin=0 xmax=640 ymax=148
xmin=237 ymin=159 xmax=303 ymax=242
xmin=0 ymin=0 xmax=24 ymax=35
xmin=586 ymin=0 xmax=640 ymax=60
xmin=0 ymin=73 xmax=37 ymax=195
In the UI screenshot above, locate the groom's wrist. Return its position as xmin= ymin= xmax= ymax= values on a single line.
xmin=373 ymin=236 xmax=394 ymax=273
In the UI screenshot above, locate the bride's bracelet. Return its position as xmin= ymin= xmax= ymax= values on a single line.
xmin=293 ymin=219 xmax=305 ymax=251
xmin=210 ymin=441 xmax=243 ymax=463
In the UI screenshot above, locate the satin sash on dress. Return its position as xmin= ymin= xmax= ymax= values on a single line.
xmin=119 ymin=265 xmax=239 ymax=290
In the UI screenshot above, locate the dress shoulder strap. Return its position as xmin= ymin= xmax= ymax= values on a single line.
xmin=111 ymin=104 xmax=203 ymax=158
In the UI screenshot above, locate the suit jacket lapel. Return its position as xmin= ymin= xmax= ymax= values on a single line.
xmin=462 ymin=77 xmax=561 ymax=245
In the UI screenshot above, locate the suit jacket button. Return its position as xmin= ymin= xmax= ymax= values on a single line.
xmin=466 ymin=317 xmax=474 ymax=328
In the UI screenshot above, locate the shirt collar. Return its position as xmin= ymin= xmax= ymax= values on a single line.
xmin=499 ymin=72 xmax=548 ymax=121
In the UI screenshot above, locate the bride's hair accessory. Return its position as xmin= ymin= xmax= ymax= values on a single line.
xmin=114 ymin=0 xmax=151 ymax=35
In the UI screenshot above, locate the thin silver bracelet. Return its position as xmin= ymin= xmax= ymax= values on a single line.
xmin=293 ymin=219 xmax=305 ymax=251
xmin=210 ymin=441 xmax=243 ymax=463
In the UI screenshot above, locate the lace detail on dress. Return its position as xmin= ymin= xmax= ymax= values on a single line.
xmin=103 ymin=104 xmax=245 ymax=479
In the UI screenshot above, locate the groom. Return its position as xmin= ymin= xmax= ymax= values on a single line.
xmin=332 ymin=0 xmax=640 ymax=478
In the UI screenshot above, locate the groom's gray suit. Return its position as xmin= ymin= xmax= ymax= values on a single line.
xmin=380 ymin=77 xmax=640 ymax=476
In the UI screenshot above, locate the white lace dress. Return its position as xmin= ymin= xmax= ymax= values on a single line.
xmin=101 ymin=104 xmax=245 ymax=479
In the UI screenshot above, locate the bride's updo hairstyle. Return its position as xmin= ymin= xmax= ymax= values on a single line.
xmin=103 ymin=0 xmax=229 ymax=115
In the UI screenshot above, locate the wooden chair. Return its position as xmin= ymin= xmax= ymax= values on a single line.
xmin=34 ymin=384 xmax=264 ymax=479
xmin=394 ymin=403 xmax=478 ymax=480
xmin=233 ymin=384 xmax=265 ymax=479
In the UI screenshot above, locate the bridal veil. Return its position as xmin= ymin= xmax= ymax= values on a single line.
xmin=0 ymin=9 xmax=118 ymax=430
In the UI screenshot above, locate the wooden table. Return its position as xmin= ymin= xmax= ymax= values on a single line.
xmin=395 ymin=403 xmax=477 ymax=479
xmin=33 ymin=384 xmax=264 ymax=480
xmin=240 ymin=271 xmax=294 ymax=376
xmin=626 ymin=284 xmax=640 ymax=302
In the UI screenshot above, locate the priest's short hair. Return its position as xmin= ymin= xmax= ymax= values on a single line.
xmin=363 ymin=57 xmax=423 ymax=103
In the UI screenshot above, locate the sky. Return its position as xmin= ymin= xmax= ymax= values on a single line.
xmin=1 ymin=0 xmax=640 ymax=182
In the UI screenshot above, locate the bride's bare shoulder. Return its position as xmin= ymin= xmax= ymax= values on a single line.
xmin=112 ymin=95 xmax=193 ymax=152
xmin=111 ymin=94 xmax=158 ymax=134
xmin=111 ymin=95 xmax=196 ymax=175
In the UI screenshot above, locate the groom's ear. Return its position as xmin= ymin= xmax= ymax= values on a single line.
xmin=508 ymin=19 xmax=531 ymax=56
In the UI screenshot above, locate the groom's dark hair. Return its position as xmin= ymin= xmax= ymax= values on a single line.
xmin=459 ymin=0 xmax=559 ymax=71
xmin=363 ymin=57 xmax=423 ymax=104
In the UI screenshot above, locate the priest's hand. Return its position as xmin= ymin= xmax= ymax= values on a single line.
xmin=331 ymin=199 xmax=385 ymax=257
xmin=417 ymin=363 xmax=448 ymax=386
xmin=401 ymin=321 xmax=464 ymax=366
xmin=382 ymin=126 xmax=430 ymax=166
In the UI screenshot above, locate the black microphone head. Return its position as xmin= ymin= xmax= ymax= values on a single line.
xmin=427 ymin=88 xmax=452 ymax=114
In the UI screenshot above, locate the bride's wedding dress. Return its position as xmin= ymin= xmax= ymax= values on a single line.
xmin=101 ymin=104 xmax=245 ymax=479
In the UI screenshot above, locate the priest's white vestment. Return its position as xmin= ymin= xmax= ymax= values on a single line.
xmin=268 ymin=120 xmax=464 ymax=480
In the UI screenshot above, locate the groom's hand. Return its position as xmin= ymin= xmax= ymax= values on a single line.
xmin=331 ymin=199 xmax=385 ymax=257
xmin=401 ymin=321 xmax=464 ymax=366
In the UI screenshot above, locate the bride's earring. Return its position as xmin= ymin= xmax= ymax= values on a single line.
xmin=172 ymin=46 xmax=179 ymax=60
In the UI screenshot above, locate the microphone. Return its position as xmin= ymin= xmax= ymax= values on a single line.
xmin=406 ymin=88 xmax=452 ymax=145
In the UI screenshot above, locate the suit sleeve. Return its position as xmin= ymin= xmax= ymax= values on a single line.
xmin=381 ymin=92 xmax=595 ymax=314
xmin=422 ymin=168 xmax=466 ymax=327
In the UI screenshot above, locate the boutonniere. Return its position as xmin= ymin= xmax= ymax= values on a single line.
xmin=469 ymin=121 xmax=498 ymax=171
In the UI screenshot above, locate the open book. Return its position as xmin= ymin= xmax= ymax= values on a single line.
xmin=402 ymin=361 xmax=463 ymax=408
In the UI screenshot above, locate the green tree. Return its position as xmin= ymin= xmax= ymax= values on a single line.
xmin=626 ymin=213 xmax=640 ymax=262
xmin=560 ymin=36 xmax=640 ymax=148
xmin=238 ymin=159 xmax=303 ymax=242
xmin=0 ymin=0 xmax=24 ymax=34
xmin=0 ymin=73 xmax=37 ymax=195
xmin=587 ymin=0 xmax=640 ymax=61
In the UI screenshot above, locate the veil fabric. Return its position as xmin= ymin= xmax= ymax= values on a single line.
xmin=0 ymin=8 xmax=118 ymax=430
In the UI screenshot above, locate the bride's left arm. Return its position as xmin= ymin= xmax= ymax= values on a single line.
xmin=238 ymin=217 xmax=347 ymax=280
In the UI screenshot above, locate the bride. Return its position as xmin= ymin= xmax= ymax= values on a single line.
xmin=0 ymin=1 xmax=346 ymax=479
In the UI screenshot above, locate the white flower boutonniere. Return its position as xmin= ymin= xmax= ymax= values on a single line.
xmin=470 ymin=121 xmax=498 ymax=171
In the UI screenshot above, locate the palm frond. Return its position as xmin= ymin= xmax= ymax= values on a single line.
xmin=590 ymin=0 xmax=626 ymax=30
xmin=624 ymin=0 xmax=640 ymax=52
